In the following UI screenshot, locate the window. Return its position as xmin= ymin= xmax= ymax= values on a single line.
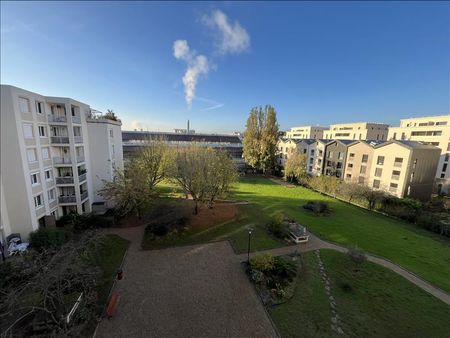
xmin=390 ymin=183 xmax=398 ymax=190
xmin=373 ymin=180 xmax=380 ymax=189
xmin=309 ymin=158 xmax=313 ymax=164
xmin=436 ymin=121 xmax=447 ymax=126
xmin=112 ymin=144 xmax=115 ymax=156
xmin=27 ymin=148 xmax=37 ymax=162
xmin=362 ymin=154 xmax=369 ymax=163
xmin=109 ymin=129 xmax=113 ymax=137
xmin=338 ymin=152 xmax=344 ymax=160
xmin=303 ymin=149 xmax=307 ymax=154
xmin=48 ymin=189 xmax=56 ymax=202
xmin=347 ymin=163 xmax=353 ymax=169
xmin=360 ymin=166 xmax=366 ymax=174
xmin=394 ymin=157 xmax=403 ymax=167
xmin=392 ymin=170 xmax=401 ymax=180
xmin=34 ymin=194 xmax=43 ymax=208
xmin=445 ymin=154 xmax=449 ymax=162
xmin=346 ymin=174 xmax=352 ymax=179
xmin=30 ymin=173 xmax=40 ymax=186
xmin=375 ymin=168 xmax=383 ymax=177
xmin=19 ymin=97 xmax=30 ymax=113
xmin=45 ymin=169 xmax=52 ymax=180
xmin=38 ymin=126 xmax=47 ymax=137
xmin=376 ymin=156 xmax=384 ymax=165
xmin=23 ymin=124 xmax=34 ymax=138
xmin=441 ymin=173 xmax=446 ymax=179
xmin=349 ymin=153 xmax=355 ymax=158
xmin=36 ymin=101 xmax=44 ymax=114
xmin=41 ymin=147 xmax=50 ymax=160
xmin=358 ymin=176 xmax=365 ymax=184
xmin=308 ymin=166 xmax=312 ymax=172
xmin=443 ymin=163 xmax=448 ymax=172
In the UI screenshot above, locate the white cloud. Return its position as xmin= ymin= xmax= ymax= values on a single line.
xmin=202 ymin=10 xmax=250 ymax=55
xmin=173 ymin=40 xmax=210 ymax=108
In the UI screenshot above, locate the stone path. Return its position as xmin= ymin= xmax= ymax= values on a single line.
xmin=95 ymin=228 xmax=278 ymax=338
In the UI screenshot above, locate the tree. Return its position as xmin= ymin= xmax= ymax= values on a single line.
xmin=100 ymin=160 xmax=152 ymax=218
xmin=340 ymin=180 xmax=365 ymax=203
xmin=243 ymin=105 xmax=279 ymax=173
xmin=284 ymin=153 xmax=308 ymax=184
xmin=170 ymin=145 xmax=237 ymax=214
xmin=360 ymin=185 xmax=384 ymax=210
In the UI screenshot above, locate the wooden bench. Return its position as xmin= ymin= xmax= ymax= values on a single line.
xmin=106 ymin=292 xmax=119 ymax=318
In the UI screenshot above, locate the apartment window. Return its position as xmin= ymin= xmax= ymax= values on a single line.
xmin=362 ymin=154 xmax=369 ymax=163
xmin=349 ymin=153 xmax=355 ymax=158
xmin=394 ymin=157 xmax=403 ymax=167
xmin=373 ymin=180 xmax=380 ymax=189
xmin=347 ymin=163 xmax=353 ymax=169
xmin=30 ymin=173 xmax=40 ymax=186
xmin=45 ymin=169 xmax=52 ymax=181
xmin=309 ymin=166 xmax=312 ymax=172
xmin=375 ymin=168 xmax=383 ymax=177
xmin=360 ymin=166 xmax=367 ymax=174
xmin=41 ymin=147 xmax=50 ymax=160
xmin=48 ymin=188 xmax=56 ymax=202
xmin=38 ymin=126 xmax=47 ymax=137
xmin=358 ymin=176 xmax=365 ymax=184
xmin=19 ymin=97 xmax=30 ymax=113
xmin=389 ymin=183 xmax=398 ymax=192
xmin=445 ymin=154 xmax=449 ymax=162
xmin=436 ymin=121 xmax=448 ymax=126
xmin=303 ymin=149 xmax=307 ymax=154
xmin=346 ymin=174 xmax=352 ymax=179
xmin=377 ymin=156 xmax=384 ymax=165
xmin=23 ymin=124 xmax=34 ymax=138
xmin=309 ymin=158 xmax=313 ymax=164
xmin=327 ymin=160 xmax=332 ymax=167
xmin=109 ymin=129 xmax=113 ymax=137
xmin=34 ymin=194 xmax=43 ymax=208
xmin=441 ymin=173 xmax=446 ymax=179
xmin=310 ymin=149 xmax=315 ymax=155
xmin=27 ymin=148 xmax=37 ymax=162
xmin=443 ymin=163 xmax=448 ymax=172
xmin=392 ymin=132 xmax=397 ymax=140
xmin=392 ymin=170 xmax=401 ymax=180
xmin=338 ymin=152 xmax=344 ymax=160
xmin=36 ymin=101 xmax=44 ymax=114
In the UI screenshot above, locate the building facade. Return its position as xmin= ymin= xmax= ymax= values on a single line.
xmin=285 ymin=126 xmax=327 ymax=140
xmin=0 ymin=85 xmax=122 ymax=240
xmin=323 ymin=140 xmax=355 ymax=178
xmin=323 ymin=122 xmax=389 ymax=141
xmin=387 ymin=115 xmax=450 ymax=194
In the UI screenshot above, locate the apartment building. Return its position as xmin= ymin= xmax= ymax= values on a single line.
xmin=323 ymin=122 xmax=389 ymax=141
xmin=312 ymin=139 xmax=333 ymax=176
xmin=285 ymin=126 xmax=327 ymax=139
xmin=277 ymin=138 xmax=316 ymax=173
xmin=344 ymin=140 xmax=440 ymax=200
xmin=387 ymin=115 xmax=450 ymax=194
xmin=0 ymin=85 xmax=123 ymax=240
xmin=323 ymin=140 xmax=355 ymax=178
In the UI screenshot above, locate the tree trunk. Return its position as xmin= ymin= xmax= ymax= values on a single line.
xmin=194 ymin=201 xmax=198 ymax=215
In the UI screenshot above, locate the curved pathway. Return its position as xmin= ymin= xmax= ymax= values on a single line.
xmin=237 ymin=231 xmax=450 ymax=306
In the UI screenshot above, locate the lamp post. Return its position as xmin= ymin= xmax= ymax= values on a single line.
xmin=247 ymin=228 xmax=253 ymax=265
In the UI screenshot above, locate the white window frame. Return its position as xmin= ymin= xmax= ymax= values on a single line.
xmin=45 ymin=169 xmax=53 ymax=181
xmin=27 ymin=148 xmax=37 ymax=163
xmin=35 ymin=101 xmax=45 ymax=114
xmin=31 ymin=172 xmax=40 ymax=186
xmin=23 ymin=124 xmax=34 ymax=139
xmin=48 ymin=188 xmax=56 ymax=202
xmin=34 ymin=194 xmax=43 ymax=208
xmin=41 ymin=147 xmax=50 ymax=160
xmin=19 ymin=97 xmax=30 ymax=113
xmin=38 ymin=125 xmax=47 ymax=138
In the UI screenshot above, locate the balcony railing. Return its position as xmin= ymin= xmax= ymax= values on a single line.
xmin=48 ymin=115 xmax=67 ymax=123
xmin=80 ymin=191 xmax=88 ymax=201
xmin=58 ymin=195 xmax=76 ymax=204
xmin=72 ymin=116 xmax=81 ymax=124
xmin=78 ymin=173 xmax=87 ymax=182
xmin=51 ymin=136 xmax=69 ymax=144
xmin=56 ymin=176 xmax=74 ymax=184
xmin=74 ymin=136 xmax=83 ymax=143
xmin=76 ymin=156 xmax=85 ymax=163
xmin=53 ymin=157 xmax=72 ymax=165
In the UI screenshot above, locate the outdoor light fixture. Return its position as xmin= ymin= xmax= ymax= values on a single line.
xmin=247 ymin=228 xmax=253 ymax=264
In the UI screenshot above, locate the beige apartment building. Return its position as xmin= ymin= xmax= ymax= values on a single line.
xmin=345 ymin=140 xmax=440 ymax=200
xmin=285 ymin=126 xmax=327 ymax=139
xmin=1 ymin=85 xmax=123 ymax=241
xmin=388 ymin=115 xmax=450 ymax=194
xmin=324 ymin=122 xmax=389 ymax=141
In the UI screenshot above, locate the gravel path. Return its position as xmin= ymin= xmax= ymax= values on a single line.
xmin=95 ymin=232 xmax=277 ymax=338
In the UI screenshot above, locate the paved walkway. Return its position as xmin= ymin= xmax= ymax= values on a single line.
xmin=95 ymin=228 xmax=278 ymax=338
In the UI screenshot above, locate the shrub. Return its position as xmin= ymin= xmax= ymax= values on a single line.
xmin=339 ymin=281 xmax=353 ymax=292
xmin=303 ymin=201 xmax=330 ymax=215
xmin=29 ymin=228 xmax=67 ymax=251
xmin=417 ymin=213 xmax=450 ymax=237
xmin=347 ymin=246 xmax=366 ymax=266
xmin=250 ymin=254 xmax=275 ymax=272
xmin=251 ymin=269 xmax=265 ymax=284
xmin=152 ymin=223 xmax=170 ymax=237
xmin=268 ymin=220 xmax=287 ymax=239
xmin=273 ymin=256 xmax=297 ymax=278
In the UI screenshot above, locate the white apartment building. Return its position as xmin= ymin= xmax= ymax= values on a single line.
xmin=285 ymin=125 xmax=327 ymax=139
xmin=277 ymin=138 xmax=316 ymax=174
xmin=387 ymin=115 xmax=450 ymax=194
xmin=312 ymin=139 xmax=333 ymax=176
xmin=1 ymin=85 xmax=123 ymax=240
xmin=324 ymin=122 xmax=389 ymax=141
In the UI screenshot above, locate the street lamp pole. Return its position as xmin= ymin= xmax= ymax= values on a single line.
xmin=247 ymin=228 xmax=253 ymax=265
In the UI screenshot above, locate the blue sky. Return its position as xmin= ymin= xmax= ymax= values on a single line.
xmin=1 ymin=1 xmax=449 ymax=133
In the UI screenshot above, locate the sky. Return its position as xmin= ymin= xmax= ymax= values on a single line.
xmin=1 ymin=1 xmax=449 ymax=133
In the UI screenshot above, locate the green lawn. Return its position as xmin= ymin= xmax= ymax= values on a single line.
xmin=270 ymin=249 xmax=450 ymax=338
xmin=235 ymin=176 xmax=450 ymax=293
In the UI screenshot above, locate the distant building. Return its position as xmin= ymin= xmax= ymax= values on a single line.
xmin=323 ymin=140 xmax=356 ymax=178
xmin=285 ymin=125 xmax=327 ymax=139
xmin=0 ymin=85 xmax=123 ymax=240
xmin=323 ymin=122 xmax=389 ymax=141
xmin=388 ymin=115 xmax=450 ymax=194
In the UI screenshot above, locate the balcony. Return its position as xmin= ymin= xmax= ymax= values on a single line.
xmin=74 ymin=136 xmax=83 ymax=143
xmin=53 ymin=157 xmax=72 ymax=165
xmin=58 ymin=195 xmax=76 ymax=204
xmin=51 ymin=136 xmax=70 ymax=144
xmin=76 ymin=156 xmax=85 ymax=163
xmin=80 ymin=191 xmax=88 ymax=201
xmin=72 ymin=116 xmax=81 ymax=124
xmin=56 ymin=176 xmax=74 ymax=184
xmin=78 ymin=173 xmax=87 ymax=182
xmin=48 ymin=115 xmax=67 ymax=123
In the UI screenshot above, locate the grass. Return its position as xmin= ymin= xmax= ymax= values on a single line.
xmin=269 ymin=249 xmax=450 ymax=338
xmin=235 ymin=176 xmax=450 ymax=293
